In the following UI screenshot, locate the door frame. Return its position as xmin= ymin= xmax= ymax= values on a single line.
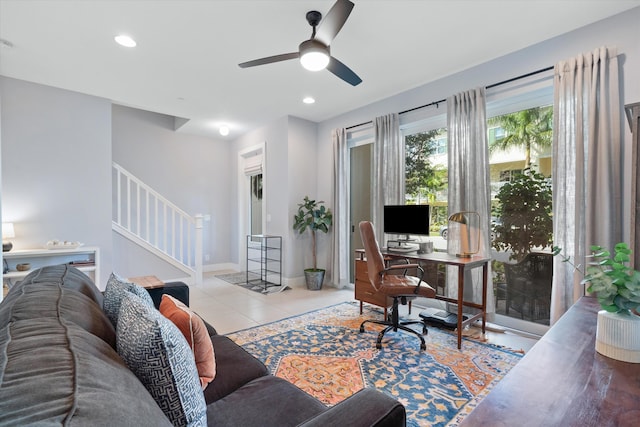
xmin=237 ymin=142 xmax=266 ymax=271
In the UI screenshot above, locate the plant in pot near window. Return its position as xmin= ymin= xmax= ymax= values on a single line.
xmin=293 ymin=196 xmax=333 ymax=290
xmin=581 ymin=243 xmax=640 ymax=363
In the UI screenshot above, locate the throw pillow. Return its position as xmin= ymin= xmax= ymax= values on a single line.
xmin=103 ymin=272 xmax=154 ymax=329
xmin=160 ymin=294 xmax=216 ymax=389
xmin=117 ymin=293 xmax=207 ymax=427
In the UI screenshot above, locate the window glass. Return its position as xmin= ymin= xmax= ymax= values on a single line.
xmin=404 ymin=128 xmax=448 ymax=238
xmin=403 ymin=104 xmax=554 ymax=331
xmin=250 ymin=174 xmax=262 ymax=237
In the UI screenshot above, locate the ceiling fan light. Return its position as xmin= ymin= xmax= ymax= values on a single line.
xmin=300 ymin=51 xmax=329 ymax=71
xmin=299 ymin=39 xmax=330 ymax=71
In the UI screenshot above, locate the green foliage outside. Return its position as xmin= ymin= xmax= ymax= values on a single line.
xmin=405 ymin=130 xmax=447 ymax=208
xmin=404 ymin=130 xmax=447 ymax=233
xmin=492 ymin=169 xmax=553 ymax=261
xmin=488 ymin=106 xmax=553 ymax=168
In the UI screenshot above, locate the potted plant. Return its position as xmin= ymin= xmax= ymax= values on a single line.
xmin=293 ymin=196 xmax=333 ymax=290
xmin=581 ymin=243 xmax=640 ymax=363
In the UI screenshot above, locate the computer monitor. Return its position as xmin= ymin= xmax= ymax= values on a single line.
xmin=383 ymin=205 xmax=430 ymax=241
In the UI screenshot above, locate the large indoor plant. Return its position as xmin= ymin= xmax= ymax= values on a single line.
xmin=581 ymin=243 xmax=640 ymax=363
xmin=293 ymin=196 xmax=333 ymax=290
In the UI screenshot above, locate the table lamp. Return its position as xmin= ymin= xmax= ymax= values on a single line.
xmin=447 ymin=212 xmax=480 ymax=258
xmin=2 ymin=222 xmax=15 ymax=252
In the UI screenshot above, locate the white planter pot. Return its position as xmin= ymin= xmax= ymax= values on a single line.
xmin=595 ymin=310 xmax=640 ymax=363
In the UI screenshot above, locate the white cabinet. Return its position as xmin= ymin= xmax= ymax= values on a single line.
xmin=3 ymin=246 xmax=100 ymax=287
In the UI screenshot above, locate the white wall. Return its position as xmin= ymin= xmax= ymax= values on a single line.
xmin=286 ymin=117 xmax=318 ymax=279
xmin=0 ymin=77 xmax=113 ymax=286
xmin=111 ymin=105 xmax=232 ymax=279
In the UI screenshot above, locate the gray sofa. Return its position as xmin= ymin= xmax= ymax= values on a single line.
xmin=0 ymin=265 xmax=405 ymax=426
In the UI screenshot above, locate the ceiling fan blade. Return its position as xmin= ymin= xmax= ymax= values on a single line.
xmin=314 ymin=0 xmax=354 ymax=46
xmin=327 ymin=56 xmax=362 ymax=86
xmin=238 ymin=52 xmax=299 ymax=68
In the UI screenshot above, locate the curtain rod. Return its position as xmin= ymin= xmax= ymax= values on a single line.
xmin=345 ymin=65 xmax=554 ymax=130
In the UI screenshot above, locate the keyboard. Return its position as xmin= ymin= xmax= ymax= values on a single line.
xmin=386 ymin=246 xmax=418 ymax=253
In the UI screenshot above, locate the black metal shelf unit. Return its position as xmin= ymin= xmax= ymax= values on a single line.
xmin=246 ymin=235 xmax=282 ymax=292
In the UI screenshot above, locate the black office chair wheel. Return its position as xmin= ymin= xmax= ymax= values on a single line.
xmin=420 ymin=342 xmax=426 ymax=351
xmin=376 ymin=342 xmax=382 ymax=350
xmin=359 ymin=325 xmax=365 ymax=333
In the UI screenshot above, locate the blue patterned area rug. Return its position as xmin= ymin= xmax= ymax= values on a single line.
xmin=228 ymin=302 xmax=523 ymax=427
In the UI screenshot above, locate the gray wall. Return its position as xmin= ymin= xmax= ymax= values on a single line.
xmin=0 ymin=76 xmax=112 ymax=286
xmin=230 ymin=115 xmax=321 ymax=281
xmin=287 ymin=116 xmax=320 ymax=279
xmin=111 ymin=105 xmax=232 ymax=279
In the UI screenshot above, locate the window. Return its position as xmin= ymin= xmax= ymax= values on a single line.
xmin=489 ymin=105 xmax=554 ymax=329
xmin=404 ymin=128 xmax=448 ymax=228
xmin=499 ymin=169 xmax=523 ymax=182
xmin=403 ymin=103 xmax=554 ymax=333
xmin=250 ymin=174 xmax=263 ymax=236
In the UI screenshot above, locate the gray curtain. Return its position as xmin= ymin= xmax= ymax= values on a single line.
xmin=551 ymin=46 xmax=622 ymax=324
xmin=331 ymin=128 xmax=349 ymax=288
xmin=447 ymin=88 xmax=494 ymax=314
xmin=372 ymin=114 xmax=404 ymax=242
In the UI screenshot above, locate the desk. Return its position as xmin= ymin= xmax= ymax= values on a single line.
xmin=355 ymin=249 xmax=490 ymax=349
xmin=460 ymin=297 xmax=640 ymax=426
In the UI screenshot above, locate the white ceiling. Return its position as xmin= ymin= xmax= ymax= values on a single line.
xmin=1 ymin=0 xmax=639 ymax=140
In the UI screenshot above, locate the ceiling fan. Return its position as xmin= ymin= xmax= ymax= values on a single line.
xmin=238 ymin=0 xmax=362 ymax=86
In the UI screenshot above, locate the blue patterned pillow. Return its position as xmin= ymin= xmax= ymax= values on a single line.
xmin=117 ymin=293 xmax=207 ymax=427
xmin=103 ymin=272 xmax=154 ymax=329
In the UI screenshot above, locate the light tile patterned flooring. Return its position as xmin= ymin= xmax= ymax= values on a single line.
xmin=192 ymin=271 xmax=538 ymax=352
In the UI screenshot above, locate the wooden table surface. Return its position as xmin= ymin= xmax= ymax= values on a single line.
xmin=460 ymin=296 xmax=640 ymax=426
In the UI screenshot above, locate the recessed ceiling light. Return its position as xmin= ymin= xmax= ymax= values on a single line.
xmin=219 ymin=126 xmax=230 ymax=136
xmin=114 ymin=35 xmax=136 ymax=48
xmin=303 ymin=97 xmax=316 ymax=104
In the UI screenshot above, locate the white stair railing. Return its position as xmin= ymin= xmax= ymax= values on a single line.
xmin=112 ymin=162 xmax=203 ymax=285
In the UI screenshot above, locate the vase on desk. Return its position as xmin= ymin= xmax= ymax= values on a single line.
xmin=595 ymin=310 xmax=640 ymax=363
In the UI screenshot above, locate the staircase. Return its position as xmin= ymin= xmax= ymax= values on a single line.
xmin=112 ymin=162 xmax=203 ymax=285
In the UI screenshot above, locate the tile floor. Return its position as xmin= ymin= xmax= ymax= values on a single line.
xmin=192 ymin=271 xmax=539 ymax=353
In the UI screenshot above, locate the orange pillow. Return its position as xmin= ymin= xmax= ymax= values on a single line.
xmin=160 ymin=294 xmax=216 ymax=389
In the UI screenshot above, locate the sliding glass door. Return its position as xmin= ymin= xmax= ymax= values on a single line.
xmin=349 ymin=143 xmax=372 ymax=282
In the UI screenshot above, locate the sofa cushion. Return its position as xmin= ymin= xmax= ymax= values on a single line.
xmin=160 ymin=294 xmax=216 ymax=389
xmin=0 ymin=266 xmax=117 ymax=348
xmin=206 ymin=375 xmax=326 ymax=427
xmin=103 ymin=272 xmax=154 ymax=329
xmin=7 ymin=263 xmax=105 ymax=306
xmin=203 ymin=335 xmax=269 ymax=404
xmin=117 ymin=293 xmax=207 ymax=427
xmin=0 ymin=267 xmax=172 ymax=426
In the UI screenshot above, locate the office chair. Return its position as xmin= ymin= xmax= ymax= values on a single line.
xmin=358 ymin=221 xmax=436 ymax=350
